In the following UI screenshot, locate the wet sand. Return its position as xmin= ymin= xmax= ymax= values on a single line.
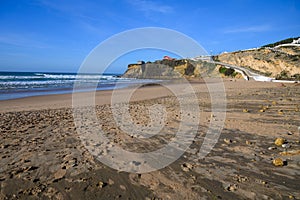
xmin=1 ymin=79 xmax=300 ymax=199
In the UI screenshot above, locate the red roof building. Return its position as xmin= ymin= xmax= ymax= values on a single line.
xmin=163 ymin=56 xmax=175 ymax=60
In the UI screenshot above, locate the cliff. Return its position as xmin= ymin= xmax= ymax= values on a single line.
xmin=123 ymin=59 xmax=215 ymax=79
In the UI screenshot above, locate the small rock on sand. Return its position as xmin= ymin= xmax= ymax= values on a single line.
xmin=274 ymin=138 xmax=285 ymax=146
xmin=54 ymin=169 xmax=66 ymax=181
xmin=242 ymin=109 xmax=249 ymax=113
xmin=97 ymin=181 xmax=107 ymax=188
xmin=108 ymin=178 xmax=114 ymax=185
xmin=120 ymin=185 xmax=126 ymax=190
xmin=272 ymin=158 xmax=285 ymax=167
xmin=245 ymin=140 xmax=253 ymax=145
xmin=181 ymin=163 xmax=193 ymax=172
xmin=268 ymin=146 xmax=276 ymax=150
xmin=225 ymin=184 xmax=237 ymax=192
xmin=281 ymin=143 xmax=290 ymax=148
xmin=224 ymin=138 xmax=232 ymax=144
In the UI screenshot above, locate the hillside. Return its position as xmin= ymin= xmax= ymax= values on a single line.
xmin=214 ymin=37 xmax=300 ymax=80
xmin=123 ymin=37 xmax=300 ymax=81
xmin=214 ymin=46 xmax=300 ymax=79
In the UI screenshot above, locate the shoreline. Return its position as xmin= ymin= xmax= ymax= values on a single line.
xmin=0 ymin=78 xmax=297 ymax=113
xmin=0 ymin=80 xmax=180 ymax=113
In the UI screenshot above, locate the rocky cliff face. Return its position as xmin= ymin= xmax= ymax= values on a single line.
xmin=215 ymin=46 xmax=300 ymax=77
xmin=123 ymin=59 xmax=210 ymax=79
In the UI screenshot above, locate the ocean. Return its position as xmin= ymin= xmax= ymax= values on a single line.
xmin=0 ymin=71 xmax=159 ymax=100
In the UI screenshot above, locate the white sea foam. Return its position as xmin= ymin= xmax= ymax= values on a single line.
xmin=0 ymin=71 xmax=161 ymax=100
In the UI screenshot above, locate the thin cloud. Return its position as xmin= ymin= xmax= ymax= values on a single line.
xmin=128 ymin=0 xmax=173 ymax=14
xmin=36 ymin=0 xmax=88 ymax=14
xmin=36 ymin=0 xmax=107 ymax=35
xmin=224 ymin=25 xmax=271 ymax=33
xmin=36 ymin=0 xmax=96 ymax=22
xmin=0 ymin=34 xmax=50 ymax=49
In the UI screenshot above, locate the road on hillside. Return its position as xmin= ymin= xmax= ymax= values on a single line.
xmin=210 ymin=61 xmax=262 ymax=80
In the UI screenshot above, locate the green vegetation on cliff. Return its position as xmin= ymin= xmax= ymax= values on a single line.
xmin=262 ymin=37 xmax=300 ymax=48
xmin=219 ymin=66 xmax=237 ymax=77
xmin=275 ymin=70 xmax=300 ymax=81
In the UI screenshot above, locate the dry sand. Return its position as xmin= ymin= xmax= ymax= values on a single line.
xmin=0 ymin=79 xmax=300 ymax=199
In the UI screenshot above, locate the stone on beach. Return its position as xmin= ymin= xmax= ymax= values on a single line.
xmin=272 ymin=158 xmax=285 ymax=167
xmin=224 ymin=138 xmax=232 ymax=144
xmin=245 ymin=140 xmax=253 ymax=145
xmin=268 ymin=146 xmax=276 ymax=150
xmin=181 ymin=163 xmax=193 ymax=172
xmin=274 ymin=138 xmax=285 ymax=146
xmin=281 ymin=143 xmax=291 ymax=148
xmin=53 ymin=169 xmax=66 ymax=181
xmin=97 ymin=181 xmax=107 ymax=188
xmin=243 ymin=109 xmax=249 ymax=113
xmin=225 ymin=184 xmax=238 ymax=192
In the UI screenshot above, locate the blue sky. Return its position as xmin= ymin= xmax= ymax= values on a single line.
xmin=0 ymin=0 xmax=299 ymax=73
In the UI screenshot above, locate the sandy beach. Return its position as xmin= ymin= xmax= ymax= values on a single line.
xmin=1 ymin=79 xmax=300 ymax=199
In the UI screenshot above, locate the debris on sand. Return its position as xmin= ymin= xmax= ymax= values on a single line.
xmin=245 ymin=140 xmax=253 ymax=145
xmin=181 ymin=163 xmax=193 ymax=172
xmin=97 ymin=181 xmax=107 ymax=188
xmin=272 ymin=158 xmax=285 ymax=167
xmin=281 ymin=143 xmax=291 ymax=149
xmin=120 ymin=185 xmax=126 ymax=191
xmin=243 ymin=109 xmax=249 ymax=113
xmin=280 ymin=150 xmax=300 ymax=156
xmin=224 ymin=138 xmax=232 ymax=144
xmin=274 ymin=138 xmax=285 ymax=146
xmin=278 ymin=110 xmax=284 ymax=115
xmin=53 ymin=169 xmax=66 ymax=181
xmin=268 ymin=146 xmax=276 ymax=150
xmin=225 ymin=184 xmax=238 ymax=192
